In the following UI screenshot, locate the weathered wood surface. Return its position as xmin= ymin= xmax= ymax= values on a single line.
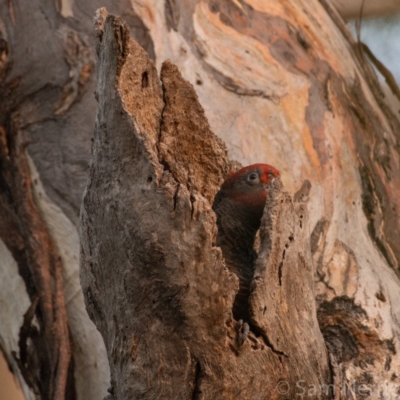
xmin=1 ymin=0 xmax=400 ymax=398
xmin=80 ymin=11 xmax=330 ymax=399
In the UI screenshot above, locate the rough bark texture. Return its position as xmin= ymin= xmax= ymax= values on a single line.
xmin=1 ymin=0 xmax=400 ymax=399
xmin=80 ymin=12 xmax=330 ymax=399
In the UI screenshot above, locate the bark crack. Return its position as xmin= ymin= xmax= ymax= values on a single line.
xmin=259 ymin=330 xmax=289 ymax=358
xmin=278 ymin=248 xmax=285 ymax=286
xmin=191 ymin=359 xmax=202 ymax=400
xmin=249 ymin=321 xmax=288 ymax=358
xmin=173 ymin=183 xmax=180 ymax=211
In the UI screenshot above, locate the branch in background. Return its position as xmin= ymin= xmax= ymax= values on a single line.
xmin=332 ymin=0 xmax=400 ymax=19
xmin=361 ymin=42 xmax=400 ymax=104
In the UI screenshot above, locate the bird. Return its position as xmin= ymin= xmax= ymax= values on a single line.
xmin=212 ymin=163 xmax=280 ymax=323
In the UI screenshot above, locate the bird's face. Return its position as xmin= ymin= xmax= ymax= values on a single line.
xmin=222 ymin=163 xmax=280 ymax=197
xmin=220 ymin=163 xmax=280 ymax=222
xmin=213 ymin=163 xmax=280 ymax=247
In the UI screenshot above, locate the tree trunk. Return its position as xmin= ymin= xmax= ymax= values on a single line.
xmin=80 ymin=11 xmax=330 ymax=398
xmin=1 ymin=0 xmax=400 ymax=399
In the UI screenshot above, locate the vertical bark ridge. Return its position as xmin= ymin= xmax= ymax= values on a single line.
xmin=0 ymin=119 xmax=74 ymax=398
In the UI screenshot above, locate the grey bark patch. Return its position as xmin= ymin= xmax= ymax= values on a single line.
xmin=321 ymin=325 xmax=359 ymax=363
xmin=310 ymin=218 xmax=330 ymax=255
xmin=318 ymin=296 xmax=396 ymax=380
xmin=294 ymin=179 xmax=312 ymax=203
xmin=0 ymin=0 xmax=156 ymax=227
xmin=165 ymin=0 xmax=180 ymax=32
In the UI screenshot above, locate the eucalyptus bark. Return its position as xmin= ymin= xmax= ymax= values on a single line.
xmin=1 ymin=0 xmax=400 ymax=399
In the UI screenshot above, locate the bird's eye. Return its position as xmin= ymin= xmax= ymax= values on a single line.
xmin=248 ymin=172 xmax=258 ymax=182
